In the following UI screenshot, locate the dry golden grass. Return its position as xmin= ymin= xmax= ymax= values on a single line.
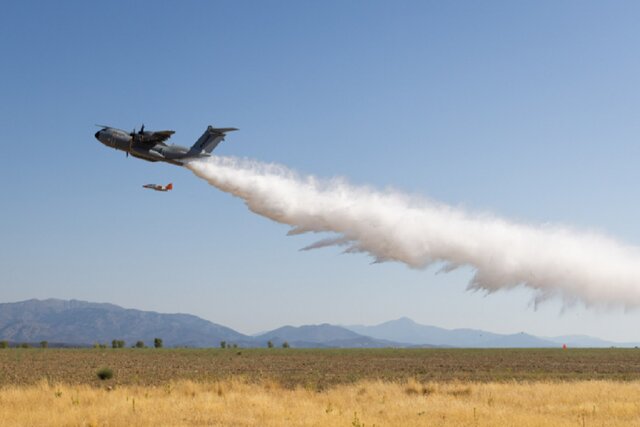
xmin=2 ymin=379 xmax=640 ymax=426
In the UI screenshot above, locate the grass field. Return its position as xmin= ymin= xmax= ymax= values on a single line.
xmin=1 ymin=348 xmax=640 ymax=387
xmin=3 ymin=348 xmax=640 ymax=426
xmin=4 ymin=379 xmax=640 ymax=426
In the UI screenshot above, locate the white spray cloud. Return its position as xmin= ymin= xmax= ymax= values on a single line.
xmin=187 ymin=157 xmax=640 ymax=308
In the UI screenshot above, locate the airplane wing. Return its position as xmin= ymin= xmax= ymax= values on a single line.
xmin=148 ymin=130 xmax=175 ymax=144
xmin=136 ymin=130 xmax=176 ymax=145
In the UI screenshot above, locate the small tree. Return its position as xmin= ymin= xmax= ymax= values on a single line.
xmin=112 ymin=339 xmax=125 ymax=348
xmin=96 ymin=367 xmax=113 ymax=380
xmin=39 ymin=341 xmax=48 ymax=349
xmin=220 ymin=341 xmax=227 ymax=349
xmin=135 ymin=340 xmax=145 ymax=348
xmin=282 ymin=341 xmax=290 ymax=348
xmin=0 ymin=341 xmax=8 ymax=349
xmin=154 ymin=338 xmax=163 ymax=348
xmin=19 ymin=343 xmax=30 ymax=348
xmin=267 ymin=340 xmax=274 ymax=348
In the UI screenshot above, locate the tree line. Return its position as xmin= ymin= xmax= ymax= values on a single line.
xmin=0 ymin=338 xmax=164 ymax=349
xmin=0 ymin=338 xmax=292 ymax=349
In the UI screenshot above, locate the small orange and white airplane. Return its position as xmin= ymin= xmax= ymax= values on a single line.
xmin=142 ymin=183 xmax=173 ymax=192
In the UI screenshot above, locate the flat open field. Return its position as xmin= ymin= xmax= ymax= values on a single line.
xmin=5 ymin=379 xmax=640 ymax=426
xmin=4 ymin=349 xmax=640 ymax=426
xmin=2 ymin=348 xmax=640 ymax=388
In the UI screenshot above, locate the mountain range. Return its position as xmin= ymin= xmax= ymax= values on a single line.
xmin=0 ymin=299 xmax=635 ymax=348
xmin=344 ymin=317 xmax=632 ymax=348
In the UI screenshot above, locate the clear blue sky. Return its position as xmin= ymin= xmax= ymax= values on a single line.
xmin=2 ymin=1 xmax=640 ymax=341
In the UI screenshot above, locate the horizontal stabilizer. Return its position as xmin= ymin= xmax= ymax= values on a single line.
xmin=210 ymin=127 xmax=238 ymax=134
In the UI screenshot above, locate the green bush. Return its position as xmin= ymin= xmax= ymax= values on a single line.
xmin=112 ymin=339 xmax=125 ymax=348
xmin=154 ymin=338 xmax=163 ymax=348
xmin=0 ymin=341 xmax=9 ymax=349
xmin=96 ymin=367 xmax=113 ymax=380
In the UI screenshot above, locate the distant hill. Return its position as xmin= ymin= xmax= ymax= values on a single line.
xmin=0 ymin=299 xmax=634 ymax=348
xmin=477 ymin=332 xmax=557 ymax=348
xmin=254 ymin=324 xmax=407 ymax=348
xmin=347 ymin=317 xmax=500 ymax=347
xmin=0 ymin=299 xmax=249 ymax=347
xmin=345 ymin=317 xmax=631 ymax=348
xmin=0 ymin=299 xmax=405 ymax=349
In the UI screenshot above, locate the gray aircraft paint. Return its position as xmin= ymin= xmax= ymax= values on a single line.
xmin=95 ymin=125 xmax=237 ymax=166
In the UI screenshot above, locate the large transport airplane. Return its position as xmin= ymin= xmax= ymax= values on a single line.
xmin=94 ymin=124 xmax=237 ymax=166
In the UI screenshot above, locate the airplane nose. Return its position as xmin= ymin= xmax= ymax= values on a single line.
xmin=94 ymin=130 xmax=102 ymax=140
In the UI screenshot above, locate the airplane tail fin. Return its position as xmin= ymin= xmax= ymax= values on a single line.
xmin=187 ymin=126 xmax=238 ymax=155
xmin=166 ymin=183 xmax=173 ymax=191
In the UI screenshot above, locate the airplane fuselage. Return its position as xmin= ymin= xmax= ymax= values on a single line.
xmin=94 ymin=127 xmax=208 ymax=165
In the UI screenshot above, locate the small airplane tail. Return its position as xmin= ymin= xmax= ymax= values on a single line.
xmin=166 ymin=183 xmax=173 ymax=191
xmin=187 ymin=126 xmax=238 ymax=155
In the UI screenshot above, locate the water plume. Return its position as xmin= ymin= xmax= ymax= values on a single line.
xmin=187 ymin=157 xmax=640 ymax=308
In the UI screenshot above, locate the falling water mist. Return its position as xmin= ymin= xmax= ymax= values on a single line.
xmin=187 ymin=156 xmax=640 ymax=308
